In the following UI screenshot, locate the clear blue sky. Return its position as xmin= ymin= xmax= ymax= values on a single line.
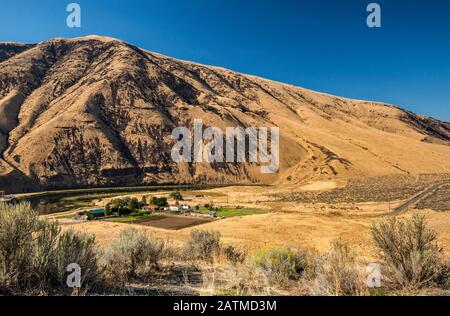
xmin=1 ymin=0 xmax=449 ymax=121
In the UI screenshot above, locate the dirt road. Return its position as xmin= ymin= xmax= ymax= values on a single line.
xmin=394 ymin=182 xmax=449 ymax=214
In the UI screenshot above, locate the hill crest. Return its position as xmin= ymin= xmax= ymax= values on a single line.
xmin=1 ymin=36 xmax=450 ymax=193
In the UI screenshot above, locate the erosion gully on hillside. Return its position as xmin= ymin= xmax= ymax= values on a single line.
xmin=1 ymin=36 xmax=450 ymax=193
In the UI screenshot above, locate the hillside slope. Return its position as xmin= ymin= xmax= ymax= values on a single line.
xmin=1 ymin=36 xmax=450 ymax=193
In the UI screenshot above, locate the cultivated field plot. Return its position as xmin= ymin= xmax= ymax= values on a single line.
xmin=271 ymin=174 xmax=450 ymax=204
xmin=415 ymin=184 xmax=450 ymax=211
xmin=124 ymin=215 xmax=214 ymax=230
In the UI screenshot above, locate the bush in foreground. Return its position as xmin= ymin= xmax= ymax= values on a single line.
xmin=0 ymin=203 xmax=101 ymax=295
xmin=246 ymin=245 xmax=306 ymax=285
xmin=56 ymin=229 xmax=101 ymax=291
xmin=102 ymin=228 xmax=167 ymax=282
xmin=371 ymin=214 xmax=449 ymax=290
xmin=220 ymin=263 xmax=273 ymax=296
xmin=186 ymin=229 xmax=221 ymax=261
xmin=222 ymin=245 xmax=245 ymax=264
xmin=312 ymin=240 xmax=368 ymax=296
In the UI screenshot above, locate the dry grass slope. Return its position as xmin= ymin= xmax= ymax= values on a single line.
xmin=0 ymin=36 xmax=450 ymax=193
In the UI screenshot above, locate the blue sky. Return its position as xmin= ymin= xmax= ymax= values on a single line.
xmin=1 ymin=0 xmax=449 ymax=121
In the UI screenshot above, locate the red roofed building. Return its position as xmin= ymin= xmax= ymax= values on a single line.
xmin=146 ymin=205 xmax=158 ymax=211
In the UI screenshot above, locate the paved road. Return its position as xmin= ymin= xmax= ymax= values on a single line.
xmin=394 ymin=182 xmax=449 ymax=214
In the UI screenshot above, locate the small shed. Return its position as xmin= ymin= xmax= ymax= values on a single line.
xmin=88 ymin=209 xmax=105 ymax=219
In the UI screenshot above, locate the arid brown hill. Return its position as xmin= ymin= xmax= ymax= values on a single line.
xmin=1 ymin=36 xmax=450 ymax=193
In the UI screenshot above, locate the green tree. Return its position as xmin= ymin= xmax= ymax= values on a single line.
xmin=155 ymin=197 xmax=168 ymax=207
xmin=128 ymin=198 xmax=140 ymax=212
xmin=148 ymin=196 xmax=157 ymax=205
xmin=170 ymin=191 xmax=184 ymax=201
xmin=105 ymin=203 xmax=113 ymax=216
xmin=207 ymin=202 xmax=215 ymax=212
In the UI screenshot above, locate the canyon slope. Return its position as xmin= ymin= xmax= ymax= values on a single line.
xmin=1 ymin=36 xmax=450 ymax=193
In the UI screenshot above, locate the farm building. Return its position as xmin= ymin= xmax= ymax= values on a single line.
xmin=87 ymin=209 xmax=105 ymax=219
xmin=145 ymin=204 xmax=158 ymax=212
xmin=163 ymin=205 xmax=192 ymax=213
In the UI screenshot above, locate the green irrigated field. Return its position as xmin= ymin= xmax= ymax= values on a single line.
xmin=198 ymin=207 xmax=267 ymax=218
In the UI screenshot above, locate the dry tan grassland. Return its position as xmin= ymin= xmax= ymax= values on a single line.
xmin=60 ymin=174 xmax=450 ymax=261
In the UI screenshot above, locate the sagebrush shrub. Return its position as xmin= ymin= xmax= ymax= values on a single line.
xmin=312 ymin=240 xmax=368 ymax=296
xmin=0 ymin=203 xmax=101 ymax=295
xmin=102 ymin=228 xmax=167 ymax=282
xmin=371 ymin=214 xmax=448 ymax=289
xmin=223 ymin=245 xmax=245 ymax=264
xmin=246 ymin=245 xmax=305 ymax=285
xmin=186 ymin=229 xmax=221 ymax=261
xmin=221 ymin=263 xmax=273 ymax=296
xmin=56 ymin=229 xmax=101 ymax=291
